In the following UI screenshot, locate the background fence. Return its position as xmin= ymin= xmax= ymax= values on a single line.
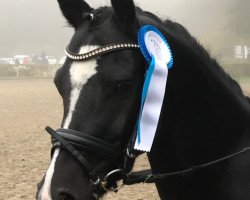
xmin=0 ymin=64 xmax=59 ymax=78
xmin=0 ymin=63 xmax=250 ymax=79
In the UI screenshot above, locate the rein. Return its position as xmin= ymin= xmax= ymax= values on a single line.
xmin=46 ymin=43 xmax=250 ymax=193
xmin=124 ymin=146 xmax=250 ymax=185
xmin=46 ymin=126 xmax=250 ymax=188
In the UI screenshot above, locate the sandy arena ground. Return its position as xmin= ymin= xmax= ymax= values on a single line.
xmin=0 ymin=79 xmax=159 ymax=200
xmin=0 ymin=78 xmax=249 ymax=200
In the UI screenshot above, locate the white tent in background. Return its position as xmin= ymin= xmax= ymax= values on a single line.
xmin=234 ymin=45 xmax=249 ymax=59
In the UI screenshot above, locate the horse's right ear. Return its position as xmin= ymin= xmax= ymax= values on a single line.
xmin=57 ymin=0 xmax=93 ymax=29
xmin=111 ymin=0 xmax=137 ymax=27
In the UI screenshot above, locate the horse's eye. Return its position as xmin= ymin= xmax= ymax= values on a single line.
xmin=114 ymin=82 xmax=131 ymax=93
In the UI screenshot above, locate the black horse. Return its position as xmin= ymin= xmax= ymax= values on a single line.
xmin=36 ymin=0 xmax=250 ymax=199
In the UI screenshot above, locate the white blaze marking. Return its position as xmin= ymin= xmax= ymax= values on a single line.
xmin=40 ymin=45 xmax=99 ymax=199
xmin=39 ymin=149 xmax=60 ymax=200
xmin=63 ymin=45 xmax=99 ymax=128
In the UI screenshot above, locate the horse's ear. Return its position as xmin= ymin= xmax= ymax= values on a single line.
xmin=111 ymin=0 xmax=137 ymax=26
xmin=57 ymin=0 xmax=93 ymax=29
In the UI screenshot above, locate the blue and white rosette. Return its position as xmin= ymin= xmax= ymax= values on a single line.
xmin=134 ymin=25 xmax=173 ymax=152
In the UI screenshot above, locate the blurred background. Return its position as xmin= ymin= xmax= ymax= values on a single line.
xmin=0 ymin=0 xmax=249 ymax=60
xmin=1 ymin=0 xmax=249 ymax=78
xmin=0 ymin=1 xmax=249 ymax=199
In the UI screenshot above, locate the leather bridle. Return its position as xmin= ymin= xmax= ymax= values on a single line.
xmin=65 ymin=43 xmax=139 ymax=61
xmin=46 ymin=42 xmax=250 ymax=195
xmin=46 ymin=125 xmax=140 ymax=193
xmin=46 ymin=42 xmax=142 ymax=193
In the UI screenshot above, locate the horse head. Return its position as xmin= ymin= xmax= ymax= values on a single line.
xmin=37 ymin=0 xmax=250 ymax=200
xmin=36 ymin=0 xmax=161 ymax=199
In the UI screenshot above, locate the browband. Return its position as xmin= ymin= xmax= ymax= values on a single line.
xmin=65 ymin=43 xmax=139 ymax=61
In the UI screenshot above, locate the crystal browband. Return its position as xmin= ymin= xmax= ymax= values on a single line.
xmin=65 ymin=43 xmax=140 ymax=61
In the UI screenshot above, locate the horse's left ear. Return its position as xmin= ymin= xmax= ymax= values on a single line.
xmin=111 ymin=0 xmax=138 ymax=27
xmin=57 ymin=0 xmax=93 ymax=29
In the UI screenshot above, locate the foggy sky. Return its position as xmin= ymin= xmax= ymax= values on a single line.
xmin=0 ymin=0 xmax=237 ymax=58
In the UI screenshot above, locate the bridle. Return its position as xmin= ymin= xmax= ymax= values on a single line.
xmin=65 ymin=43 xmax=139 ymax=61
xmin=46 ymin=126 xmax=139 ymax=193
xmin=46 ymin=42 xmax=143 ymax=194
xmin=46 ymin=42 xmax=250 ymax=195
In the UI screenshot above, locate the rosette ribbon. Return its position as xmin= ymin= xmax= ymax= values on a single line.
xmin=134 ymin=25 xmax=173 ymax=152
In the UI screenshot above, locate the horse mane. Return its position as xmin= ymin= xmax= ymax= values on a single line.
xmin=87 ymin=5 xmax=249 ymax=107
xmin=161 ymin=18 xmax=250 ymax=109
xmin=141 ymin=10 xmax=163 ymax=23
xmin=136 ymin=8 xmax=249 ymax=110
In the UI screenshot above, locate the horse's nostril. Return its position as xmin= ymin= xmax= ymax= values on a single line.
xmin=59 ymin=192 xmax=76 ymax=200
